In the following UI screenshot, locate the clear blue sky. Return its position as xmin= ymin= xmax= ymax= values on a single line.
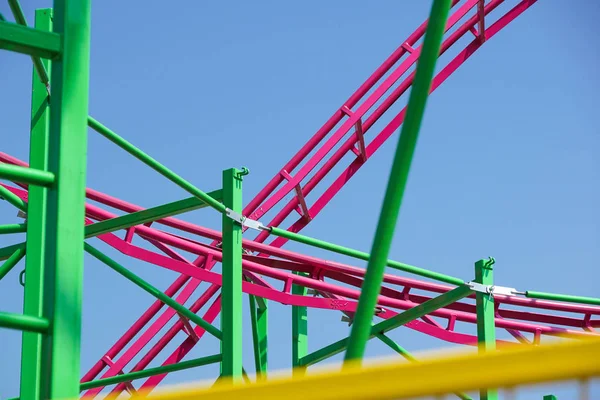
xmin=1 ymin=1 xmax=598 ymax=398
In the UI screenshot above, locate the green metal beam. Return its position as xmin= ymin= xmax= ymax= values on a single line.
xmin=0 ymin=20 xmax=61 ymax=58
xmin=0 ymin=311 xmax=49 ymax=333
xmin=38 ymin=1 xmax=91 ymax=398
xmin=475 ymin=259 xmax=498 ymax=400
xmin=88 ymin=116 xmax=226 ymax=214
xmin=0 ymin=246 xmax=26 ymax=280
xmin=0 ymin=242 xmax=26 ymax=261
xmin=0 ymin=163 xmax=55 ymax=186
xmin=80 ymin=354 xmax=222 ymax=390
xmin=269 ymin=227 xmax=463 ymax=286
xmin=85 ymin=243 xmax=222 ymax=339
xmin=543 ymin=395 xmax=557 ymax=400
xmin=344 ymin=0 xmax=452 ymax=363
xmin=0 ymin=223 xmax=26 ymax=234
xmin=292 ymin=273 xmax=308 ymax=375
xmin=301 ymin=285 xmax=472 ymax=366
xmin=221 ymin=168 xmax=243 ymax=380
xmin=249 ymin=294 xmax=268 ymax=379
xmin=0 ymin=185 xmax=28 ymax=212
xmin=20 ymin=9 xmax=53 ymax=400
xmin=8 ymin=0 xmax=50 ymax=86
xmin=85 ymin=189 xmax=222 ymax=238
xmin=525 ymin=290 xmax=600 ymax=307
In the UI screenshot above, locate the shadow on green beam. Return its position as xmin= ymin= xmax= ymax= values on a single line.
xmin=85 ymin=189 xmax=222 ymax=238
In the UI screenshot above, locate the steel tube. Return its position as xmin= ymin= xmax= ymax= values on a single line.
xmin=0 ymin=163 xmax=54 ymax=186
xmin=84 ymin=243 xmax=222 ymax=339
xmin=0 ymin=311 xmax=49 ymax=333
xmin=526 ymin=291 xmax=600 ymax=307
xmin=87 ymin=117 xmax=226 ymax=214
xmin=344 ymin=0 xmax=453 ymax=363
xmin=79 ymin=354 xmax=221 ymax=390
xmin=0 ymin=246 xmax=26 ymax=280
xmin=269 ymin=227 xmax=463 ymax=285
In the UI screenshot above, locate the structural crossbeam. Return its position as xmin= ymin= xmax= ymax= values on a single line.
xmin=0 ymin=20 xmax=60 ymax=58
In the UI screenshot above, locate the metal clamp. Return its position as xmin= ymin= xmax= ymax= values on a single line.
xmin=466 ymin=281 xmax=520 ymax=297
xmin=225 ymin=208 xmax=269 ymax=231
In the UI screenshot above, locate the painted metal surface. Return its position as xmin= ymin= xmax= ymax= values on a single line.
xmin=2 ymin=1 xmax=599 ymax=398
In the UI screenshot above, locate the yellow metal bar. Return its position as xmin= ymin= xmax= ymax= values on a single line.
xmin=143 ymin=338 xmax=600 ymax=400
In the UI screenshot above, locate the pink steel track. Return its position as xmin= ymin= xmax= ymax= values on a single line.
xmin=2 ymin=0 xmax=598 ymax=397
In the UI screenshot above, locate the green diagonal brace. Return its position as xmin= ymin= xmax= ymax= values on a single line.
xmin=300 ymin=285 xmax=472 ymax=366
xmin=85 ymin=189 xmax=222 ymax=238
xmin=85 ymin=243 xmax=222 ymax=339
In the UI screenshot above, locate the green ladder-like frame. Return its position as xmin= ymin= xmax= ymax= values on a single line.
xmin=0 ymin=1 xmax=91 ymax=399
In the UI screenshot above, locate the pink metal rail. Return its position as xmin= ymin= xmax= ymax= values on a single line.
xmin=3 ymin=0 xmax=594 ymax=397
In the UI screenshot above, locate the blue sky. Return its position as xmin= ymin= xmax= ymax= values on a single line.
xmin=1 ymin=1 xmax=598 ymax=398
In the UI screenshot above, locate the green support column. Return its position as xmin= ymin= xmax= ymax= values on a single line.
xmin=248 ymin=294 xmax=268 ymax=379
xmin=38 ymin=1 xmax=92 ymax=398
xmin=221 ymin=168 xmax=244 ymax=381
xmin=474 ymin=259 xmax=498 ymax=400
xmin=343 ymin=0 xmax=452 ymax=363
xmin=292 ymin=273 xmax=308 ymax=375
xmin=543 ymin=395 xmax=557 ymax=400
xmin=20 ymin=8 xmax=51 ymax=400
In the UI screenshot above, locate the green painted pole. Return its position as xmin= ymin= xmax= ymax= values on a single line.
xmin=543 ymin=395 xmax=557 ymax=400
xmin=38 ymin=0 xmax=91 ymax=398
xmin=20 ymin=10 xmax=52 ymax=400
xmin=525 ymin=291 xmax=600 ymax=307
xmin=0 ymin=163 xmax=55 ymax=186
xmin=7 ymin=0 xmax=50 ymax=87
xmin=270 ymin=227 xmax=463 ymax=285
xmin=475 ymin=259 xmax=498 ymax=400
xmin=85 ymin=243 xmax=222 ymax=339
xmin=0 ymin=184 xmax=28 ymax=212
xmin=0 ymin=246 xmax=26 ymax=280
xmin=376 ymin=333 xmax=472 ymax=400
xmin=221 ymin=168 xmax=243 ymax=380
xmin=292 ymin=274 xmax=308 ymax=375
xmin=80 ymin=354 xmax=222 ymax=390
xmin=0 ymin=311 xmax=49 ymax=333
xmin=0 ymin=20 xmax=61 ymax=58
xmin=88 ymin=116 xmax=226 ymax=214
xmin=301 ymin=285 xmax=472 ymax=366
xmin=0 ymin=243 xmax=26 ymax=261
xmin=0 ymin=223 xmax=26 ymax=234
xmin=344 ymin=0 xmax=453 ymax=363
xmin=85 ymin=189 xmax=222 ymax=238
xmin=248 ymin=294 xmax=268 ymax=379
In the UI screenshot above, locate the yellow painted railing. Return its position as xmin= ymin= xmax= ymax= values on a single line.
xmin=138 ymin=337 xmax=600 ymax=399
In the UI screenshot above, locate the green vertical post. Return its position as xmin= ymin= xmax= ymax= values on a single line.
xmin=221 ymin=168 xmax=243 ymax=381
xmin=542 ymin=396 xmax=557 ymax=400
xmin=292 ymin=273 xmax=308 ymax=375
xmin=474 ymin=259 xmax=497 ymax=400
xmin=344 ymin=0 xmax=452 ymax=363
xmin=248 ymin=294 xmax=268 ymax=379
xmin=38 ymin=0 xmax=92 ymax=398
xmin=20 ymin=8 xmax=51 ymax=400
